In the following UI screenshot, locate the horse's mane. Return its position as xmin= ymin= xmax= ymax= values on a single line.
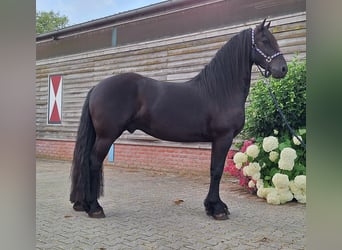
xmin=192 ymin=28 xmax=253 ymax=103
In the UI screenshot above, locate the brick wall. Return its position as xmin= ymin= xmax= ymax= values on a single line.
xmin=114 ymin=144 xmax=212 ymax=173
xmin=36 ymin=139 xmax=75 ymax=160
xmin=36 ymin=139 xmax=235 ymax=174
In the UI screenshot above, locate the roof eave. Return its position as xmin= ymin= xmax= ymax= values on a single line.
xmin=36 ymin=0 xmax=200 ymax=41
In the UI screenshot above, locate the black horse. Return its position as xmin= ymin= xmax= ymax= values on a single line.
xmin=70 ymin=19 xmax=287 ymax=219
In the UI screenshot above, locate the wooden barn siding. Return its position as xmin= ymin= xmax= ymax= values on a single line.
xmin=36 ymin=12 xmax=306 ymax=147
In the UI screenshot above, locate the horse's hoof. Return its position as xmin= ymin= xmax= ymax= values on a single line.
xmin=88 ymin=209 xmax=106 ymax=218
xmin=213 ymin=213 xmax=229 ymax=220
xmin=73 ymin=202 xmax=86 ymax=212
xmin=225 ymin=207 xmax=231 ymax=215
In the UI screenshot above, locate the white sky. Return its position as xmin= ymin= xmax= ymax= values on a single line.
xmin=36 ymin=0 xmax=166 ymax=26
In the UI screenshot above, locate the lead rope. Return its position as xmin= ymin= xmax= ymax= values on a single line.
xmin=261 ymin=77 xmax=306 ymax=149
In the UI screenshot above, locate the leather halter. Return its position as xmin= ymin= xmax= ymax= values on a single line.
xmin=251 ymin=28 xmax=282 ymax=77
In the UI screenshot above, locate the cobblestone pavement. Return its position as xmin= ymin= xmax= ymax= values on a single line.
xmin=36 ymin=159 xmax=305 ymax=249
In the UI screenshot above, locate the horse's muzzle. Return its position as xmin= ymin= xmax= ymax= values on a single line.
xmin=270 ymin=63 xmax=288 ymax=79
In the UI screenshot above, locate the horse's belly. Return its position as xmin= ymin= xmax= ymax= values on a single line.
xmin=144 ymin=128 xmax=211 ymax=143
xmin=134 ymin=117 xmax=211 ymax=143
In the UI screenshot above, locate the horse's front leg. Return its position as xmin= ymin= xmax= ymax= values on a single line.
xmin=204 ymin=135 xmax=233 ymax=220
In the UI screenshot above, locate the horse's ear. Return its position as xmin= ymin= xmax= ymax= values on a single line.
xmin=266 ymin=21 xmax=271 ymax=29
xmin=257 ymin=18 xmax=267 ymax=31
xmin=261 ymin=18 xmax=267 ymax=29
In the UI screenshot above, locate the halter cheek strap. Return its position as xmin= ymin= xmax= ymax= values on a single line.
xmin=251 ymin=29 xmax=282 ymax=65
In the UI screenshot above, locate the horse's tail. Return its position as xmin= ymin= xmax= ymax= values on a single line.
xmin=70 ymin=87 xmax=96 ymax=203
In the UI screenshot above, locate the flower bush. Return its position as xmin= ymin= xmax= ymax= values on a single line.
xmin=224 ymin=129 xmax=306 ymax=205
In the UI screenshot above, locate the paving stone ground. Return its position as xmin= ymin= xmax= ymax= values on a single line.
xmin=36 ymin=159 xmax=305 ymax=249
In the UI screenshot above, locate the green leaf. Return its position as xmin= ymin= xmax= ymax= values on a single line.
xmin=298 ymin=128 xmax=306 ymax=135
xmin=263 ymin=181 xmax=272 ymax=188
xmin=264 ymin=176 xmax=272 ymax=181
xmin=279 ymin=141 xmax=291 ymax=151
xmin=270 ymin=167 xmax=280 ymax=177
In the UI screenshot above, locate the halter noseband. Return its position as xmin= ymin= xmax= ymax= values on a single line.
xmin=251 ymin=28 xmax=282 ymax=77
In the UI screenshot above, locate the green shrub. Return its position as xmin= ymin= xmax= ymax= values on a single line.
xmin=244 ymin=58 xmax=306 ymax=138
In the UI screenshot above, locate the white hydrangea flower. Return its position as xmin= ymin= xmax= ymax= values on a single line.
xmin=258 ymin=186 xmax=293 ymax=205
xmin=258 ymin=174 xmax=301 ymax=205
xmin=273 ymin=129 xmax=279 ymax=135
xmin=278 ymin=158 xmax=295 ymax=171
xmin=277 ymin=189 xmax=294 ymax=204
xmin=256 ymin=179 xmax=264 ymax=189
xmin=252 ymin=172 xmax=261 ymax=181
xmin=257 ymin=187 xmax=273 ymax=198
xmin=266 ymin=189 xmax=280 ymax=205
xmin=294 ymin=193 xmax=306 ymax=203
xmin=233 ymin=152 xmax=247 ymax=165
xmin=269 ymin=151 xmax=279 ymax=162
xmin=242 ymin=166 xmax=248 ymax=176
xmin=248 ymin=180 xmax=256 ymax=188
xmin=243 ymin=162 xmax=261 ymax=177
xmin=293 ymin=135 xmax=303 ymax=146
xmin=256 ymin=187 xmax=265 ymax=198
xmin=280 ymin=147 xmax=297 ymax=161
xmin=246 ymin=144 xmax=260 ymax=159
xmin=272 ymin=173 xmax=290 ymax=189
xmin=251 ymin=162 xmax=261 ymax=172
xmin=278 ymin=147 xmax=297 ymax=171
xmin=235 ymin=162 xmax=243 ymax=169
xmin=289 ymin=180 xmax=299 ymax=193
xmin=262 ymin=136 xmax=279 ymax=152
xmin=294 ymin=175 xmax=306 ymax=190
xmin=289 ymin=175 xmax=306 ymax=203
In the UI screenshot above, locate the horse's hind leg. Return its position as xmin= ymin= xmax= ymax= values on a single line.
xmin=86 ymin=136 xmax=114 ymax=218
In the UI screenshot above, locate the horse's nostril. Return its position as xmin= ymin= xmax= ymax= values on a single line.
xmin=282 ymin=66 xmax=287 ymax=73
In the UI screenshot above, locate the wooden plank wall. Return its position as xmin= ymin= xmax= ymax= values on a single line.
xmin=36 ymin=12 xmax=306 ymax=148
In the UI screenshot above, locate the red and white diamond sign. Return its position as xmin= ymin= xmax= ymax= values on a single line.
xmin=48 ymin=75 xmax=62 ymax=124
